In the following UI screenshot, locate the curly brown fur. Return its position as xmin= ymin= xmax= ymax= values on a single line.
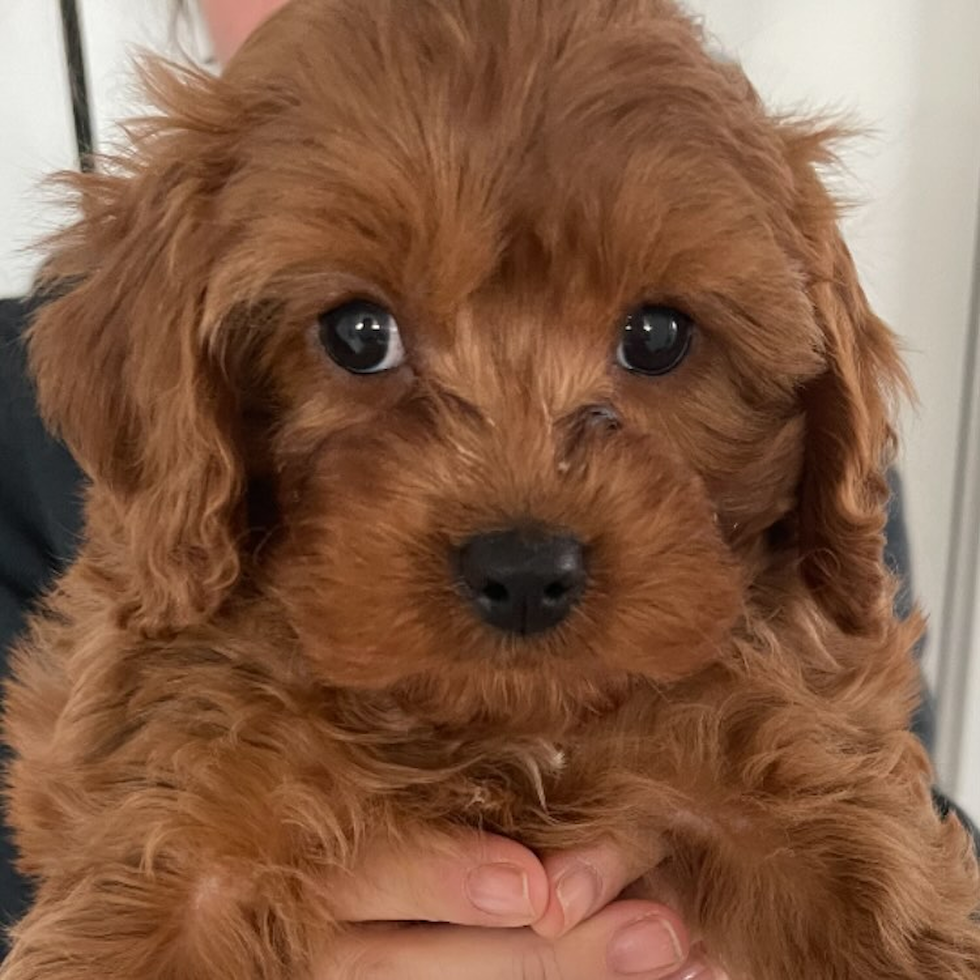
xmin=3 ymin=1 xmax=979 ymax=978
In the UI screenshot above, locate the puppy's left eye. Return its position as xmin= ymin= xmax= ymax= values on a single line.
xmin=617 ymin=305 xmax=693 ymax=376
xmin=317 ymin=300 xmax=405 ymax=374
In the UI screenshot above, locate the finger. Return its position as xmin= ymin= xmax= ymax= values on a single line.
xmin=319 ymin=899 xmax=689 ymax=980
xmin=535 ymin=838 xmax=668 ymax=938
xmin=329 ymin=830 xmax=549 ymax=927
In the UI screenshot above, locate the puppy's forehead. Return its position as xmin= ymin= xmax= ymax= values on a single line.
xmin=223 ymin=0 xmax=796 ymax=316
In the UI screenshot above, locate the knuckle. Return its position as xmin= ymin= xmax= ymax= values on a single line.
xmin=518 ymin=945 xmax=567 ymax=980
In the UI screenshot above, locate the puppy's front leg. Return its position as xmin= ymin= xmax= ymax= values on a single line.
xmin=656 ymin=743 xmax=980 ymax=979
xmin=0 ymin=860 xmax=327 ymax=980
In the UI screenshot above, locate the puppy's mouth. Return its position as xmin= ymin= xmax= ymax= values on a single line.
xmin=277 ymin=433 xmax=743 ymax=704
xmin=453 ymin=525 xmax=589 ymax=638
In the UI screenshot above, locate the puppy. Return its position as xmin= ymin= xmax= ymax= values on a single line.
xmin=4 ymin=0 xmax=979 ymax=977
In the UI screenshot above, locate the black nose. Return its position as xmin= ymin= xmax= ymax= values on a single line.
xmin=457 ymin=529 xmax=587 ymax=636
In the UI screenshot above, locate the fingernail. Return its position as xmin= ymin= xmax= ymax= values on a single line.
xmin=466 ymin=862 xmax=533 ymax=917
xmin=608 ymin=915 xmax=684 ymax=975
xmin=555 ymin=863 xmax=601 ymax=930
xmin=671 ymin=963 xmax=717 ymax=980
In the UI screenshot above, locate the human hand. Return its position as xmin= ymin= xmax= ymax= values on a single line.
xmin=535 ymin=840 xmax=730 ymax=980
xmin=197 ymin=0 xmax=290 ymax=63
xmin=314 ymin=830 xmax=728 ymax=979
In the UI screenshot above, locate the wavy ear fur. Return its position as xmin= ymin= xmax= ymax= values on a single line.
xmin=788 ymin=131 xmax=912 ymax=634
xmin=28 ymin=64 xmax=243 ymax=635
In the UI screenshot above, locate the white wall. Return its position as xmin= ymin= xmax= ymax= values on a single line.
xmin=78 ymin=0 xmax=211 ymax=153
xmin=0 ymin=1 xmax=208 ymax=298
xmin=0 ymin=0 xmax=77 ymax=297
xmin=2 ymin=2 xmax=979 ymax=808
xmin=962 ymin=547 xmax=980 ymax=813
xmin=952 ymin=416 xmax=980 ymax=817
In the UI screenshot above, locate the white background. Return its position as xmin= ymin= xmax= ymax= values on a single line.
xmin=1 ymin=0 xmax=979 ymax=813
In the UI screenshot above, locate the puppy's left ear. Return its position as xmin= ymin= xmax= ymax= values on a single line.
xmin=791 ymin=146 xmax=911 ymax=634
xmin=29 ymin=64 xmax=244 ymax=635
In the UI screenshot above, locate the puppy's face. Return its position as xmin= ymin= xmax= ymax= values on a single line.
xmin=30 ymin=0 xmax=904 ymax=727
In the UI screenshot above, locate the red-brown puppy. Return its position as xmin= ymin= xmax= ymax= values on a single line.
xmin=4 ymin=1 xmax=979 ymax=977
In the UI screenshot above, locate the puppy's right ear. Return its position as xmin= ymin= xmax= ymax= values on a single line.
xmin=28 ymin=63 xmax=244 ymax=634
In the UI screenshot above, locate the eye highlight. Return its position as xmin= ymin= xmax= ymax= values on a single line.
xmin=317 ymin=300 xmax=405 ymax=375
xmin=617 ymin=305 xmax=693 ymax=376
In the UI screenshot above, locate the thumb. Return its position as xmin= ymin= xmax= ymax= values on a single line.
xmin=534 ymin=838 xmax=672 ymax=939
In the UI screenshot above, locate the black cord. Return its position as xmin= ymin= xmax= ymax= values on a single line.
xmin=58 ymin=0 xmax=94 ymax=172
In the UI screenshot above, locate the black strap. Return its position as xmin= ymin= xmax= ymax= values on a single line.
xmin=58 ymin=0 xmax=94 ymax=172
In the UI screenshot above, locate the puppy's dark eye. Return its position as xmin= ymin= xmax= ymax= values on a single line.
xmin=317 ymin=300 xmax=405 ymax=374
xmin=617 ymin=305 xmax=693 ymax=376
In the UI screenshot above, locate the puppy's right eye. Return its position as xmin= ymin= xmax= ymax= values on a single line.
xmin=317 ymin=300 xmax=405 ymax=375
xmin=617 ymin=304 xmax=693 ymax=376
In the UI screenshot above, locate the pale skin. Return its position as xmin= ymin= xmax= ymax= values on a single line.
xmin=195 ymin=2 xmax=727 ymax=977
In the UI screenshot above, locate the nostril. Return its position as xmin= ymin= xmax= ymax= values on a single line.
xmin=544 ymin=580 xmax=569 ymax=602
xmin=482 ymin=580 xmax=509 ymax=603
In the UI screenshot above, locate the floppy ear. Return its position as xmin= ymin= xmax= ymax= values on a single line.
xmin=28 ymin=65 xmax=243 ymax=635
xmin=793 ymin=166 xmax=911 ymax=634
